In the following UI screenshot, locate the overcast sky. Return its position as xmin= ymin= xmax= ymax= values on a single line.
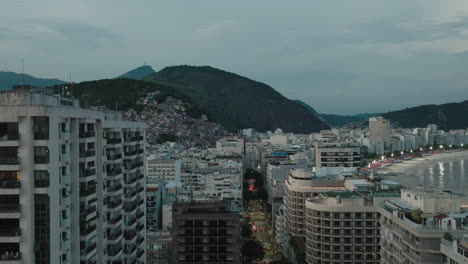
xmin=2 ymin=0 xmax=468 ymax=114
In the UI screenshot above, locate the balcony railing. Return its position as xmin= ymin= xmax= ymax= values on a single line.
xmin=80 ymin=224 xmax=97 ymax=236
xmin=0 ymin=180 xmax=21 ymax=189
xmin=80 ymin=205 xmax=97 ymax=217
xmin=0 ymin=133 xmax=20 ymax=141
xmin=108 ymin=244 xmax=123 ymax=256
xmin=108 ymin=200 xmax=122 ymax=209
xmin=80 ymin=187 xmax=96 ymax=197
xmin=124 ymin=151 xmax=137 ymax=156
xmin=107 ymin=169 xmax=122 ymax=176
xmin=108 ymin=230 xmax=123 ymax=240
xmin=80 ymin=168 xmax=96 ymax=178
xmin=107 ymin=153 xmax=122 ymax=160
xmin=34 ymin=132 xmax=49 ymax=140
xmin=0 ymin=228 xmax=21 ymax=236
xmin=0 ymin=204 xmax=21 ymax=213
xmin=0 ymin=252 xmax=21 ymax=261
xmin=0 ymin=157 xmax=20 ymax=165
xmin=110 ymin=215 xmax=123 ymax=225
xmin=34 ymin=156 xmax=49 ymax=164
xmin=107 ymin=138 xmax=122 ymax=144
xmin=79 ymin=131 xmax=95 ymax=138
xmin=124 ymin=230 xmax=136 ymax=240
xmin=80 ymin=150 xmax=96 ymax=158
xmin=80 ymin=243 xmax=97 ymax=255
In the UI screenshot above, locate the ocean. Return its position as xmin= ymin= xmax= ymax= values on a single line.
xmin=386 ymin=152 xmax=468 ymax=195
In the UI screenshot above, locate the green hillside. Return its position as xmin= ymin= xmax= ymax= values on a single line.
xmin=382 ymin=100 xmax=468 ymax=130
xmin=0 ymin=71 xmax=65 ymax=91
xmin=144 ymin=65 xmax=329 ymax=133
xmin=50 ymin=78 xmax=196 ymax=113
xmin=116 ymin=65 xmax=155 ymax=80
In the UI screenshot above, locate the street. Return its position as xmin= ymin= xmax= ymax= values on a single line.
xmin=244 ymin=199 xmax=279 ymax=263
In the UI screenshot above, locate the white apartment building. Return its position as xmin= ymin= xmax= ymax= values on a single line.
xmin=147 ymin=159 xmax=181 ymax=183
xmin=283 ymin=169 xmax=345 ymax=237
xmin=378 ymin=189 xmax=468 ymax=264
xmin=305 ymin=191 xmax=399 ymax=264
xmin=440 ymin=234 xmax=468 ymax=264
xmin=369 ymin=116 xmax=391 ymax=149
xmin=216 ymin=137 xmax=245 ymax=154
xmin=0 ymin=87 xmax=146 ymax=264
xmin=314 ymin=143 xmax=361 ymax=177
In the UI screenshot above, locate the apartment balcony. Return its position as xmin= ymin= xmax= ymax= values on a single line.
xmin=109 ymin=215 xmax=123 ymax=225
xmin=80 ymin=225 xmax=97 ymax=238
xmin=124 ymin=151 xmax=137 ymax=157
xmin=136 ymin=248 xmax=144 ymax=259
xmin=0 ymin=157 xmax=20 ymax=166
xmin=80 ymin=242 xmax=97 ymax=258
xmin=108 ymin=184 xmax=122 ymax=193
xmin=34 ymin=132 xmax=49 ymax=140
xmin=108 ymin=200 xmax=123 ymax=211
xmin=124 ymin=230 xmax=137 ymax=241
xmin=107 ymin=169 xmax=122 ymax=177
xmin=0 ymin=205 xmax=21 ymax=218
xmin=107 ymin=153 xmax=122 ymax=161
xmin=107 ymin=243 xmax=123 ymax=257
xmin=0 ymin=180 xmax=21 ymax=195
xmin=108 ymin=230 xmax=123 ymax=242
xmin=0 ymin=252 xmax=21 ymax=263
xmin=0 ymin=133 xmax=20 ymax=146
xmin=136 ymin=210 xmax=144 ymax=220
xmin=79 ymin=150 xmax=96 ymax=158
xmin=79 ymin=131 xmax=95 ymax=139
xmin=80 ymin=205 xmax=97 ymax=217
xmin=107 ymin=138 xmax=122 ymax=145
xmin=0 ymin=228 xmax=21 ymax=243
xmin=80 ymin=168 xmax=96 ymax=179
xmin=80 ymin=187 xmax=96 ymax=198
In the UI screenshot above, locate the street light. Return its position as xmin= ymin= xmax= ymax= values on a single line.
xmin=400 ymin=151 xmax=404 ymax=155
xmin=449 ymin=145 xmax=452 ymax=148
xmin=430 ymin=146 xmax=433 ymax=150
xmin=420 ymin=148 xmax=423 ymax=151
xmin=391 ymin=153 xmax=394 ymax=157
xmin=410 ymin=150 xmax=413 ymax=153
xmin=440 ymin=145 xmax=443 ymax=149
xmin=381 ymin=156 xmax=385 ymax=160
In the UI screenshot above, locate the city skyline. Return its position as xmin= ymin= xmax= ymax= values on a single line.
xmin=2 ymin=1 xmax=468 ymax=114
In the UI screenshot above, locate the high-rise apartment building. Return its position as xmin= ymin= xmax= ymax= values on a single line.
xmin=304 ymin=191 xmax=399 ymax=264
xmin=168 ymin=201 xmax=241 ymax=264
xmin=378 ymin=189 xmax=468 ymax=264
xmin=147 ymin=159 xmax=181 ymax=183
xmin=0 ymin=87 xmax=146 ymax=264
xmin=369 ymin=116 xmax=391 ymax=148
xmin=283 ymin=169 xmax=345 ymax=237
xmin=314 ymin=143 xmax=361 ymax=177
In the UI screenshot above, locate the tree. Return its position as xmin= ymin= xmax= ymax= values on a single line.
xmin=443 ymin=232 xmax=453 ymax=242
xmin=411 ymin=209 xmax=422 ymax=224
xmin=242 ymin=240 xmax=265 ymax=263
xmin=242 ymin=222 xmax=252 ymax=238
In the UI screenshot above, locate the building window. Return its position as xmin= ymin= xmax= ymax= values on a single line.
xmin=34 ymin=147 xmax=49 ymax=164
xmin=35 ymin=194 xmax=50 ymax=264
xmin=33 ymin=117 xmax=49 ymax=140
xmin=34 ymin=170 xmax=50 ymax=188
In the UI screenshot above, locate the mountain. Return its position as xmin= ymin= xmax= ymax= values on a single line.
xmin=381 ymin=100 xmax=468 ymax=130
xmin=116 ymin=65 xmax=155 ymax=80
xmin=144 ymin=65 xmax=329 ymax=133
xmin=0 ymin=71 xmax=66 ymax=91
xmin=320 ymin=113 xmax=377 ymax=127
xmin=294 ymin=100 xmax=320 ymax=116
xmin=50 ymin=78 xmax=196 ymax=113
xmin=295 ymin=99 xmax=376 ymax=127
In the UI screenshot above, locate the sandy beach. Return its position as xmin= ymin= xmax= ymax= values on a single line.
xmin=376 ymin=150 xmax=468 ymax=194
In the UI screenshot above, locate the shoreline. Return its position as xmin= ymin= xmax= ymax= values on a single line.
xmin=375 ymin=150 xmax=468 ymax=194
xmin=377 ymin=150 xmax=468 ymax=176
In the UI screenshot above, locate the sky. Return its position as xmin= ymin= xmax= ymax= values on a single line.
xmin=2 ymin=0 xmax=468 ymax=114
